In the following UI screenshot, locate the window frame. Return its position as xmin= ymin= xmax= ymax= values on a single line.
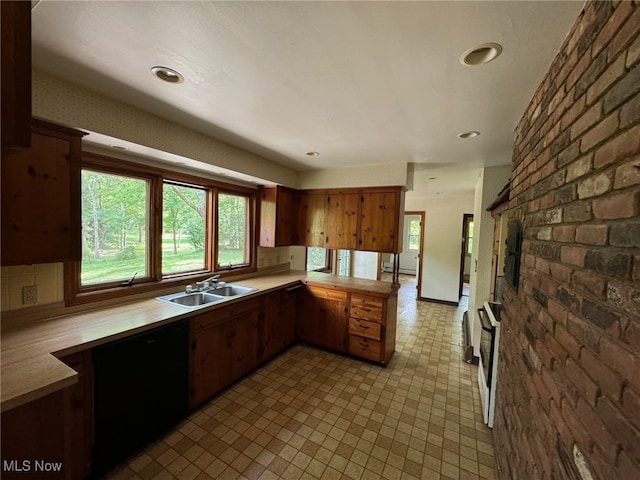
xmin=215 ymin=189 xmax=253 ymax=271
xmin=65 ymin=153 xmax=258 ymax=306
xmin=305 ymin=246 xmax=332 ymax=272
xmin=161 ymin=179 xmax=211 ymax=278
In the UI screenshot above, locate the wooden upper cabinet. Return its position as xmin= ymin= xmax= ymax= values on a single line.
xmin=325 ymin=192 xmax=359 ymax=250
xmin=265 ymin=185 xmax=404 ymax=253
xmin=1 ymin=1 xmax=32 ymax=153
xmin=358 ymin=189 xmax=404 ymax=253
xmin=298 ymin=191 xmax=326 ymax=247
xmin=259 ymin=186 xmax=298 ymax=246
xmin=1 ymin=119 xmax=87 ymax=265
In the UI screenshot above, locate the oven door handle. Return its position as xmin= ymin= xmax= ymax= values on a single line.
xmin=478 ymin=308 xmax=494 ymax=332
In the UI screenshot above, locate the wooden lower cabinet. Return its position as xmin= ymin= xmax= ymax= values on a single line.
xmin=190 ymin=298 xmax=261 ymax=407
xmin=348 ymin=293 xmax=397 ymax=365
xmin=281 ymin=286 xmax=301 ymax=348
xmin=0 ymin=351 xmax=93 ymax=480
xmin=60 ymin=351 xmax=93 ymax=480
xmin=300 ymin=286 xmax=349 ymax=353
xmin=1 ymin=390 xmax=66 ymax=480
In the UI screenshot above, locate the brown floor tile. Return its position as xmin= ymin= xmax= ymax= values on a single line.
xmin=102 ymin=276 xmax=495 ymax=480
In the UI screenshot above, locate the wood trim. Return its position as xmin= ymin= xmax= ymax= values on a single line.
xmin=460 ymin=213 xmax=473 ymax=299
xmin=404 ymin=211 xmax=425 ymax=298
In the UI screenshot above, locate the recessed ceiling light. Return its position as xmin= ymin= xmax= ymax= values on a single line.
xmin=460 ymin=43 xmax=503 ymax=66
xmin=457 ymin=131 xmax=480 ymax=139
xmin=151 ymin=66 xmax=184 ymax=84
xmin=306 ymin=151 xmax=320 ymax=157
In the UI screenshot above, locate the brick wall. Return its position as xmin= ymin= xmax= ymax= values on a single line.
xmin=494 ymin=2 xmax=640 ymax=479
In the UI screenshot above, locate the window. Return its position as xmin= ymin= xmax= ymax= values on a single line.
xmin=467 ymin=220 xmax=475 ymax=255
xmin=306 ymin=247 xmax=330 ymax=271
xmin=162 ymin=182 xmax=207 ymax=275
xmin=80 ymin=169 xmax=150 ymax=286
xmin=336 ymin=249 xmax=350 ymax=276
xmin=67 ymin=153 xmax=257 ymax=305
xmin=408 ymin=219 xmax=421 ymax=251
xmin=217 ymin=193 xmax=249 ymax=268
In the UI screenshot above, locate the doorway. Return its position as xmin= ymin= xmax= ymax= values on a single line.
xmin=400 ymin=211 xmax=424 ymax=297
xmin=459 ymin=214 xmax=474 ymax=298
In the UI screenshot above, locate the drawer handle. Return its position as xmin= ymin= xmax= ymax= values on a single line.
xmin=361 ymin=308 xmax=371 ymax=312
xmin=360 ymin=324 xmax=370 ymax=329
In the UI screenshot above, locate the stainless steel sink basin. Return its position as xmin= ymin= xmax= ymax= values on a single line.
xmin=156 ymin=292 xmax=224 ymax=308
xmin=156 ymin=283 xmax=256 ymax=308
xmin=209 ymin=284 xmax=256 ymax=297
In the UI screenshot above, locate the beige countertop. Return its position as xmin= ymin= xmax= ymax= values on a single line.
xmin=1 ymin=270 xmax=397 ymax=412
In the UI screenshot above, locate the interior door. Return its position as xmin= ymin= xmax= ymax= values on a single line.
xmin=398 ymin=214 xmax=420 ymax=274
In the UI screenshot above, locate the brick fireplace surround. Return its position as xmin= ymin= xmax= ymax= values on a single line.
xmin=494 ymin=1 xmax=640 ymax=479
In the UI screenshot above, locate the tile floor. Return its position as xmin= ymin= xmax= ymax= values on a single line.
xmin=105 ymin=275 xmax=496 ymax=480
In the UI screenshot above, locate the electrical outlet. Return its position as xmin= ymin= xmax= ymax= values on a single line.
xmin=22 ymin=285 xmax=38 ymax=305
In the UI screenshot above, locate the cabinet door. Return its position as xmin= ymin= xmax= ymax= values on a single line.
xmin=230 ymin=306 xmax=261 ymax=379
xmin=301 ymin=288 xmax=348 ymax=353
xmin=282 ymin=287 xmax=301 ymax=348
xmin=192 ymin=322 xmax=229 ymax=407
xmin=276 ymin=188 xmax=297 ymax=245
xmin=359 ymin=191 xmax=401 ymax=253
xmin=298 ymin=192 xmax=326 ymax=247
xmin=262 ymin=291 xmax=283 ymax=361
xmin=192 ymin=303 xmax=261 ymax=407
xmin=1 ymin=1 xmax=31 ymax=152
xmin=1 ymin=120 xmax=85 ymax=265
xmin=260 ymin=187 xmax=298 ymax=247
xmin=1 ymin=390 xmax=66 ymax=480
xmin=325 ymin=192 xmax=358 ymax=249
xmin=60 ymin=351 xmax=93 ymax=480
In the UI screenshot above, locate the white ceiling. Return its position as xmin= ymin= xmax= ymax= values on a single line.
xmin=31 ymin=0 xmax=584 ymax=194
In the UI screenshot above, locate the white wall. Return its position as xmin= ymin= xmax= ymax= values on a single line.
xmin=468 ymin=165 xmax=511 ymax=354
xmin=352 ymin=251 xmax=379 ymax=280
xmin=289 ymin=245 xmax=307 ymax=271
xmin=405 ymin=194 xmax=474 ymax=303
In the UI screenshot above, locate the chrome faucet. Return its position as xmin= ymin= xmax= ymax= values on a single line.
xmin=195 ymin=275 xmax=220 ymax=291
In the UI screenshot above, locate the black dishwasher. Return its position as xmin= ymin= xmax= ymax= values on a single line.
xmin=93 ymin=319 xmax=189 ymax=474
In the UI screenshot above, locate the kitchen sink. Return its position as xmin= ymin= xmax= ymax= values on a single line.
xmin=208 ymin=284 xmax=256 ymax=297
xmin=156 ymin=292 xmax=224 ymax=308
xmin=156 ymin=283 xmax=256 ymax=308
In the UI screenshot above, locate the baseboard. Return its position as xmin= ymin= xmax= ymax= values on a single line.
xmin=419 ymin=297 xmax=459 ymax=307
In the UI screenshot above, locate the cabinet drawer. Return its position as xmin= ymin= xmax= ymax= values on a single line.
xmin=350 ymin=304 xmax=383 ymax=323
xmin=307 ymin=286 xmax=348 ymax=302
xmin=262 ymin=290 xmax=282 ymax=304
xmin=349 ymin=335 xmax=382 ymax=362
xmin=349 ymin=318 xmax=381 ymax=341
xmin=194 ymin=298 xmax=261 ymax=331
xmin=351 ymin=294 xmax=384 ymax=309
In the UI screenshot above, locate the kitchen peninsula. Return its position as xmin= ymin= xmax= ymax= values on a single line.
xmin=1 ymin=270 xmax=398 ymax=479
